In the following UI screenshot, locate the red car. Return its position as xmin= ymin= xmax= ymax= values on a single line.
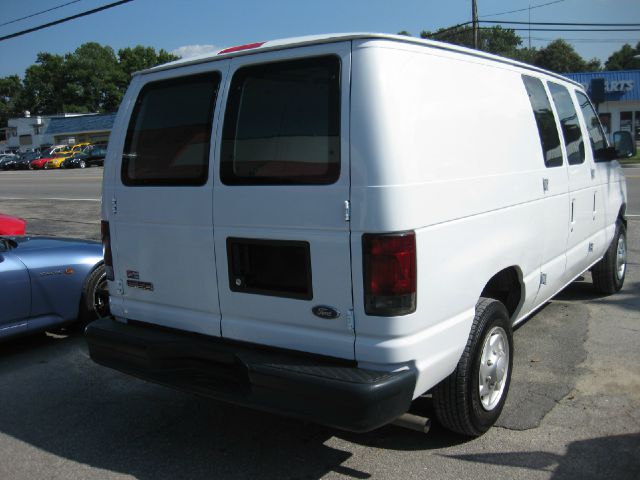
xmin=30 ymin=156 xmax=55 ymax=170
xmin=0 ymin=213 xmax=26 ymax=235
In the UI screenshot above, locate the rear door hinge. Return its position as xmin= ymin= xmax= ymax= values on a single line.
xmin=111 ymin=197 xmax=118 ymax=215
xmin=540 ymin=272 xmax=547 ymax=286
xmin=344 ymin=200 xmax=350 ymax=222
xmin=346 ymin=309 xmax=354 ymax=331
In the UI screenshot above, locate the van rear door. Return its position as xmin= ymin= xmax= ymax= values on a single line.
xmin=107 ymin=63 xmax=228 ymax=336
xmin=213 ymin=43 xmax=354 ymax=359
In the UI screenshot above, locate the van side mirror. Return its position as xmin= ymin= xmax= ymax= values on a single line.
xmin=613 ymin=130 xmax=636 ymax=159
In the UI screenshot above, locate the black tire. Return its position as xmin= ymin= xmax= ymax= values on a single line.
xmin=592 ymin=220 xmax=627 ymax=294
xmin=432 ymin=297 xmax=513 ymax=437
xmin=78 ymin=264 xmax=109 ymax=325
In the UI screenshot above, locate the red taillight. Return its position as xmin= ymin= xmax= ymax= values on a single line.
xmin=363 ymin=231 xmax=416 ymax=316
xmin=217 ymin=42 xmax=265 ymax=55
xmin=101 ymin=220 xmax=114 ymax=281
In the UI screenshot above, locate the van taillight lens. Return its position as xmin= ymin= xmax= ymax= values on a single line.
xmin=363 ymin=232 xmax=416 ymax=316
xmin=101 ymin=221 xmax=114 ymax=281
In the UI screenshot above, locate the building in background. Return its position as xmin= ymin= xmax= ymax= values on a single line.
xmin=45 ymin=113 xmax=116 ymax=146
xmin=565 ymin=70 xmax=639 ymax=143
xmin=0 ymin=112 xmax=115 ymax=152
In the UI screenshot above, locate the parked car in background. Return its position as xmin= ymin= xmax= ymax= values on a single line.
xmin=70 ymin=142 xmax=92 ymax=153
xmin=0 ymin=152 xmax=38 ymax=170
xmin=0 ymin=213 xmax=26 ymax=235
xmin=45 ymin=151 xmax=74 ymax=169
xmin=14 ymin=152 xmax=43 ymax=170
xmin=30 ymin=155 xmax=56 ymax=170
xmin=44 ymin=145 xmax=71 ymax=156
xmin=0 ymin=235 xmax=108 ymax=340
xmin=0 ymin=154 xmax=18 ymax=169
xmin=62 ymin=147 xmax=107 ymax=168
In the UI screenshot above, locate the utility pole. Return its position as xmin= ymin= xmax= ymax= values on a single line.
xmin=472 ymin=0 xmax=479 ymax=49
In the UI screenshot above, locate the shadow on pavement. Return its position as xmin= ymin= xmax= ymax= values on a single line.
xmin=443 ymin=432 xmax=640 ymax=479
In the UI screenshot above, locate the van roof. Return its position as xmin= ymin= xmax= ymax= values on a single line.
xmin=141 ymin=33 xmax=581 ymax=88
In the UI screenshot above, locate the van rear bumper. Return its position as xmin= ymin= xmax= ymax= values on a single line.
xmin=85 ymin=317 xmax=416 ymax=432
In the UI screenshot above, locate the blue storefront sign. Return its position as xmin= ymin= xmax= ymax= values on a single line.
xmin=564 ymin=70 xmax=640 ymax=102
xmin=565 ymin=70 xmax=640 ymax=141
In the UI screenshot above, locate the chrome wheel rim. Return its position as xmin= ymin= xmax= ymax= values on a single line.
xmin=616 ymin=235 xmax=626 ymax=281
xmin=479 ymin=326 xmax=510 ymax=411
xmin=92 ymin=272 xmax=109 ymax=318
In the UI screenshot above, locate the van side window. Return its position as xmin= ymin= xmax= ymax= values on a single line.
xmin=548 ymin=83 xmax=585 ymax=165
xmin=122 ymin=72 xmax=220 ymax=186
xmin=221 ymin=56 xmax=341 ymax=185
xmin=575 ymin=91 xmax=607 ymax=157
xmin=521 ymin=75 xmax=563 ymax=168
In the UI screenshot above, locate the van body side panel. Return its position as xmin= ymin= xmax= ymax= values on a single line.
xmin=350 ymin=40 xmax=550 ymax=395
xmin=213 ymin=43 xmax=355 ymax=360
xmin=107 ymin=61 xmax=230 ymax=336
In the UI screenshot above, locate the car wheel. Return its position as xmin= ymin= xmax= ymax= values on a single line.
xmin=79 ymin=264 xmax=109 ymax=325
xmin=44 ymin=163 xmax=49 ymax=169
xmin=79 ymin=160 xmax=86 ymax=169
xmin=592 ymin=220 xmax=626 ymax=294
xmin=432 ymin=297 xmax=513 ymax=437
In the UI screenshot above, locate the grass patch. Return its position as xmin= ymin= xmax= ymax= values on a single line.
xmin=618 ymin=151 xmax=640 ymax=165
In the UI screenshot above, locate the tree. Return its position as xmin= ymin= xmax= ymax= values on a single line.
xmin=0 ymin=75 xmax=24 ymax=127
xmin=605 ymin=42 xmax=640 ymax=70
xmin=420 ymin=25 xmax=522 ymax=58
xmin=118 ymin=45 xmax=178 ymax=82
xmin=65 ymin=42 xmax=125 ymax=112
xmin=9 ymin=42 xmax=179 ymax=122
xmin=534 ymin=39 xmax=598 ymax=73
xmin=404 ymin=24 xmax=606 ymax=73
xmin=21 ymin=52 xmax=68 ymax=114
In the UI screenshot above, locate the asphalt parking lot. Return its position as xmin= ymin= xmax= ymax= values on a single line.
xmin=0 ymin=167 xmax=639 ymax=479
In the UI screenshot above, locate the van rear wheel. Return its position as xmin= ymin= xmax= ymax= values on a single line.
xmin=432 ymin=297 xmax=513 ymax=437
xmin=592 ymin=220 xmax=626 ymax=294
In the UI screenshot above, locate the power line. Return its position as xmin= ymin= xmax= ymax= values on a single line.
xmin=0 ymin=0 xmax=85 ymax=28
xmin=481 ymin=20 xmax=640 ymax=27
xmin=491 ymin=27 xmax=640 ymax=32
xmin=530 ymin=37 xmax=639 ymax=43
xmin=479 ymin=0 xmax=565 ymax=19
xmin=0 ymin=0 xmax=134 ymax=42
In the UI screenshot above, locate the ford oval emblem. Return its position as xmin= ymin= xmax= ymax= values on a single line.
xmin=312 ymin=305 xmax=341 ymax=320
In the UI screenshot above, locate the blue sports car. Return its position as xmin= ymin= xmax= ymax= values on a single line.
xmin=0 ymin=235 xmax=108 ymax=340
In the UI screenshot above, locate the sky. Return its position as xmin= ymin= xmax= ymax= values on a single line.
xmin=0 ymin=0 xmax=639 ymax=78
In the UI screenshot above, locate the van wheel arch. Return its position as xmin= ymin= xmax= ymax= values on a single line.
xmin=480 ymin=266 xmax=523 ymax=320
xmin=618 ymin=204 xmax=627 ymax=230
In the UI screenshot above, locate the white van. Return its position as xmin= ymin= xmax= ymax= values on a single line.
xmin=87 ymin=34 xmax=629 ymax=436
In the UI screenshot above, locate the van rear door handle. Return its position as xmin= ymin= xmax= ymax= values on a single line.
xmin=570 ymin=199 xmax=575 ymax=228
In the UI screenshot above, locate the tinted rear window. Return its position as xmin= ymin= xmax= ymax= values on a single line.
xmin=221 ymin=56 xmax=341 ymax=185
xmin=122 ymin=72 xmax=220 ymax=186
xmin=522 ymin=75 xmax=563 ymax=168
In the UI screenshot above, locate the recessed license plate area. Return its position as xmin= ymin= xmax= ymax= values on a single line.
xmin=226 ymin=238 xmax=312 ymax=300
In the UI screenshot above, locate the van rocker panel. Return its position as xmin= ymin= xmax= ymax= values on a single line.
xmin=85 ymin=317 xmax=416 ymax=432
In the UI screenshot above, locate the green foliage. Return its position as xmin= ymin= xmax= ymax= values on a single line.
xmin=605 ymin=42 xmax=640 ymax=70
xmin=0 ymin=42 xmax=180 ymax=125
xmin=0 ymin=75 xmax=24 ymax=127
xmin=411 ymin=25 xmax=603 ymax=73
xmin=420 ymin=25 xmax=522 ymax=57
xmin=534 ymin=39 xmax=599 ymax=73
